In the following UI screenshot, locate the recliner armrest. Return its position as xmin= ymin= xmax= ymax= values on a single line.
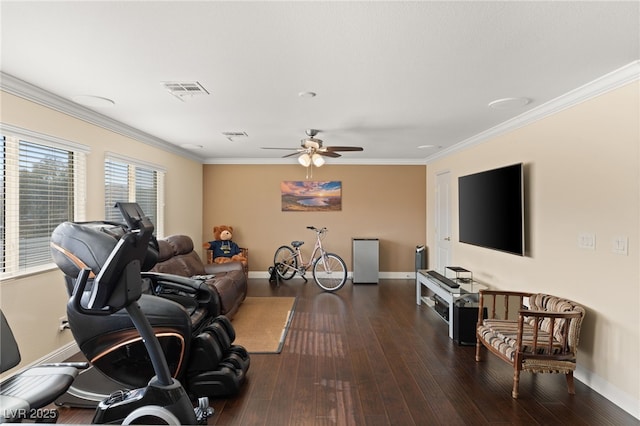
xmin=141 ymin=271 xmax=222 ymax=323
xmin=204 ymin=261 xmax=243 ymax=274
xmin=142 ymin=272 xmax=203 ymax=294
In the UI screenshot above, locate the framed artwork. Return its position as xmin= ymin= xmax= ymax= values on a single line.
xmin=281 ymin=181 xmax=342 ymax=212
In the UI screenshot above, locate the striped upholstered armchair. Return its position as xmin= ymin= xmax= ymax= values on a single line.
xmin=475 ymin=290 xmax=585 ymax=399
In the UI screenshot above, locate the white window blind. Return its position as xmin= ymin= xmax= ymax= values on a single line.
xmin=135 ymin=167 xmax=158 ymax=227
xmin=1 ymin=129 xmax=88 ymax=278
xmin=104 ymin=158 xmax=130 ymax=222
xmin=104 ymin=155 xmax=164 ymax=236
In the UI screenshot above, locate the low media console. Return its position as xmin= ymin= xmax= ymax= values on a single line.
xmin=416 ymin=268 xmax=487 ymax=342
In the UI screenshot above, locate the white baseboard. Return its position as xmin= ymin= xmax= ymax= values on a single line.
xmin=249 ymin=270 xmax=417 ymax=280
xmin=575 ymin=365 xmax=640 ymax=420
xmin=379 ymin=271 xmax=417 ymax=279
xmin=38 ymin=341 xmax=80 ymax=365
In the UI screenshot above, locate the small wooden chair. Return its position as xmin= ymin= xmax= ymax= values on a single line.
xmin=475 ymin=291 xmax=585 ymax=398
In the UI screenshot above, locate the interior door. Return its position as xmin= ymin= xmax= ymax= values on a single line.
xmin=435 ymin=171 xmax=452 ymax=272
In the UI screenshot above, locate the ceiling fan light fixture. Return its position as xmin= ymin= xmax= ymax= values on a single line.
xmin=298 ymin=153 xmax=311 ymax=167
xmin=312 ymin=153 xmax=325 ymax=167
xmin=302 ymin=138 xmax=321 ymax=149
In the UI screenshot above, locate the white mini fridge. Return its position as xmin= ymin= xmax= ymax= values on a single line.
xmin=352 ymin=238 xmax=379 ymax=284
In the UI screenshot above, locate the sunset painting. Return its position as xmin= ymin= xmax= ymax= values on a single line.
xmin=281 ymin=181 xmax=342 ymax=212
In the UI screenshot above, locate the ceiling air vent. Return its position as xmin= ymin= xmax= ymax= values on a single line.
xmin=222 ymin=131 xmax=248 ymax=141
xmin=161 ymin=81 xmax=209 ymax=101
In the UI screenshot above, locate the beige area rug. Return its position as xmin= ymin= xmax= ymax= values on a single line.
xmin=231 ymin=296 xmax=297 ymax=353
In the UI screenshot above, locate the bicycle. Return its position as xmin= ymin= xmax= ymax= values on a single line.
xmin=273 ymin=226 xmax=347 ymax=292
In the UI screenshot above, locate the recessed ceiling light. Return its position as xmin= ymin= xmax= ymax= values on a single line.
xmin=180 ymin=143 xmax=203 ymax=150
xmin=488 ymin=97 xmax=531 ymax=109
xmin=418 ymin=144 xmax=441 ymax=149
xmin=298 ymin=91 xmax=317 ymax=98
xmin=72 ymin=95 xmax=115 ymax=107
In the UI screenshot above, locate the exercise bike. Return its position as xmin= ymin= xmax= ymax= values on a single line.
xmin=51 ymin=203 xmax=210 ymax=424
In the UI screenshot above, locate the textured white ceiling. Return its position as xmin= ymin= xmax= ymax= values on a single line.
xmin=1 ymin=1 xmax=638 ymax=164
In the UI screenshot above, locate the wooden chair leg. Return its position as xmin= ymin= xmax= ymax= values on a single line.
xmin=512 ymin=368 xmax=521 ymax=399
xmin=566 ymin=371 xmax=575 ymax=395
xmin=475 ymin=340 xmax=482 ymax=362
xmin=512 ymin=356 xmax=522 ymax=399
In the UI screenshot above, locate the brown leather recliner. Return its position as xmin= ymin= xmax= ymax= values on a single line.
xmin=150 ymin=235 xmax=247 ymax=319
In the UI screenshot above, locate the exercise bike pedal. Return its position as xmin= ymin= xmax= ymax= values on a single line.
xmin=195 ymin=396 xmax=214 ymax=424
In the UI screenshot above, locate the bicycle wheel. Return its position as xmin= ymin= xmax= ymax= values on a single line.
xmin=274 ymin=245 xmax=297 ymax=280
xmin=312 ymin=253 xmax=347 ymax=292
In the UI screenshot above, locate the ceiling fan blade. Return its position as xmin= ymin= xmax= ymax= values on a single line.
xmin=282 ymin=152 xmax=301 ymax=158
xmin=318 ymin=151 xmax=341 ymax=158
xmin=325 ymin=146 xmax=363 ymax=152
xmin=261 ymin=147 xmax=300 ymax=150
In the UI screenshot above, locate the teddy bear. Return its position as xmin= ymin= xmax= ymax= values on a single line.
xmin=203 ymin=225 xmax=247 ymax=265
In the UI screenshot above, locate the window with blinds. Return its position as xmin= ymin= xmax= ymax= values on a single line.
xmin=104 ymin=156 xmax=164 ymax=235
xmin=104 ymin=158 xmax=130 ymax=222
xmin=1 ymin=131 xmax=87 ymax=278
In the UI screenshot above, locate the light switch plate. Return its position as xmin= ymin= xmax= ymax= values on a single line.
xmin=612 ymin=236 xmax=629 ymax=255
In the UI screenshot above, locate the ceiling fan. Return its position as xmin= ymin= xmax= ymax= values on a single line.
xmin=262 ymin=129 xmax=364 ymax=168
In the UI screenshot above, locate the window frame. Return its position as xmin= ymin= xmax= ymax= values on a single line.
xmin=1 ymin=124 xmax=88 ymax=279
xmin=104 ymin=152 xmax=165 ymax=237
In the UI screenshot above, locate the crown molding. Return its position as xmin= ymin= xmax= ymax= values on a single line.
xmin=426 ymin=60 xmax=640 ymax=164
xmin=202 ymin=157 xmax=427 ymax=165
xmin=3 ymin=60 xmax=638 ymax=167
xmin=0 ymin=72 xmax=202 ymax=162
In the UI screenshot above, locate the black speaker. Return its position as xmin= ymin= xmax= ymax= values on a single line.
xmin=453 ymin=302 xmax=486 ymax=346
xmin=433 ymin=295 xmax=449 ymax=321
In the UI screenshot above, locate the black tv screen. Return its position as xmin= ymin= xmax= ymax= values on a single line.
xmin=458 ymin=163 xmax=524 ymax=256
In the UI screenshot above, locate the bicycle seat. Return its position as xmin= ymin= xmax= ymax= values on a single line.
xmin=291 ymin=241 xmax=304 ymax=248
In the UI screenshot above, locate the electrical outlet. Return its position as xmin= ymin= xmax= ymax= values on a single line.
xmin=59 ymin=316 xmax=69 ymax=332
xmin=578 ymin=232 xmax=596 ymax=250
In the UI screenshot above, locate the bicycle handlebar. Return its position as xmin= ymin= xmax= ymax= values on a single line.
xmin=306 ymin=226 xmax=327 ymax=233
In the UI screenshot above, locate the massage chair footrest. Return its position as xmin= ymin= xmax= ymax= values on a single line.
xmin=185 ymin=315 xmax=250 ymax=397
xmin=187 ymin=366 xmax=247 ymax=397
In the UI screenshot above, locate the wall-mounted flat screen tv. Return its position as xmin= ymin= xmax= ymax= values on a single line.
xmin=458 ymin=163 xmax=524 ymax=256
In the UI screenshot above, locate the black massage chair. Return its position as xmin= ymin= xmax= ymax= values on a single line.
xmin=50 ymin=203 xmax=250 ymax=415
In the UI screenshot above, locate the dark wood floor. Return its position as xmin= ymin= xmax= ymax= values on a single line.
xmin=54 ymin=278 xmax=638 ymax=425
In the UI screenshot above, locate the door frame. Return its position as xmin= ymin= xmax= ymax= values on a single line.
xmin=435 ymin=170 xmax=452 ymax=273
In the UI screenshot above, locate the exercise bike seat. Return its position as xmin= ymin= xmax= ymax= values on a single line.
xmin=0 ymin=310 xmax=85 ymax=423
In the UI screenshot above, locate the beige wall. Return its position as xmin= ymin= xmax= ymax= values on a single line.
xmin=202 ymin=164 xmax=426 ymax=274
xmin=426 ymin=81 xmax=639 ymax=414
xmin=0 ymin=91 xmax=203 ymax=372
xmin=2 ymin=80 xmax=637 ymax=417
